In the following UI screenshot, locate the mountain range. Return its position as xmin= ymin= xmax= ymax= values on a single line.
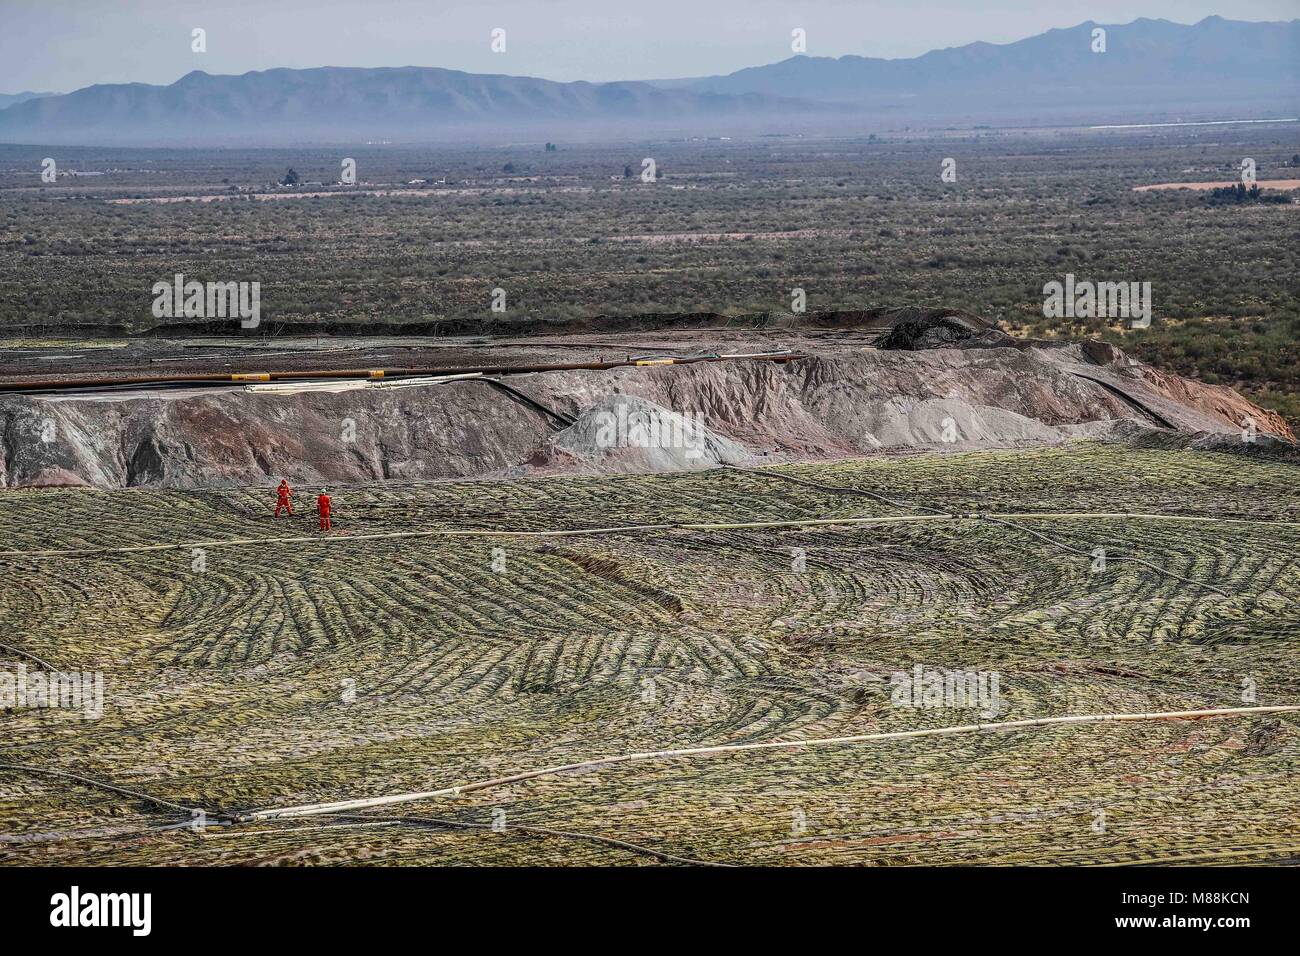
xmin=667 ymin=16 xmax=1297 ymax=102
xmin=0 ymin=67 xmax=820 ymax=144
xmin=1 ymin=16 xmax=1295 ymax=145
xmin=0 ymin=91 xmax=57 ymax=110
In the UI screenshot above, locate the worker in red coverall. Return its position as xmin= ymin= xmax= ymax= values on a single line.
xmin=274 ymin=479 xmax=293 ymax=517
xmin=317 ymin=488 xmax=332 ymax=532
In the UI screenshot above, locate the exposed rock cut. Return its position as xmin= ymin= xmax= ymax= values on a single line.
xmin=0 ymin=336 xmax=1291 ymax=489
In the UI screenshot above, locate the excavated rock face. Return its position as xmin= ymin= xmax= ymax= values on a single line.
xmin=0 ymin=342 xmax=1291 ymax=489
xmin=1053 ymin=340 xmax=1294 ymax=439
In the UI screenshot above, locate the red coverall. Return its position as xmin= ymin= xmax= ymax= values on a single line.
xmin=275 ymin=480 xmax=293 ymax=516
xmin=317 ymin=493 xmax=332 ymax=531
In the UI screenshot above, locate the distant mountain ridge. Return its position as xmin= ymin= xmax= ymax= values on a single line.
xmin=1 ymin=16 xmax=1295 ymax=145
xmin=666 ymin=16 xmax=1298 ymax=106
xmin=0 ymin=66 xmax=824 ymax=144
xmin=0 ymin=91 xmax=58 ymax=110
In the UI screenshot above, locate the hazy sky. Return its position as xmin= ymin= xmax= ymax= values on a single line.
xmin=2 ymin=1 xmax=1297 ymax=93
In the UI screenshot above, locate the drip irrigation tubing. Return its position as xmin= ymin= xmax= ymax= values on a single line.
xmin=235 ymin=706 xmax=1300 ymax=822
xmin=320 ymin=813 xmax=733 ymax=867
xmin=0 ymin=762 xmax=221 ymax=821
xmin=2 ymin=509 xmax=1296 ymax=560
xmin=727 ymin=463 xmax=1234 ymax=596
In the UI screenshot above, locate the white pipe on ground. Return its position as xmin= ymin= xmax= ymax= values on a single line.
xmin=238 ymin=705 xmax=1300 ymax=822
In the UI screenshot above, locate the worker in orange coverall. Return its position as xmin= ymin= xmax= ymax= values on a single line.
xmin=317 ymin=489 xmax=332 ymax=532
xmin=274 ymin=479 xmax=293 ymax=517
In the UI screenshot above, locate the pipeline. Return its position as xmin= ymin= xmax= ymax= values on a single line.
xmin=474 ymin=377 xmax=576 ymax=428
xmin=245 ymin=371 xmax=484 ymax=394
xmin=236 ymin=705 xmax=1300 ymax=822
xmin=0 ymin=350 xmax=804 ymax=395
xmin=1069 ymin=371 xmax=1179 ymax=430
xmin=242 ymin=372 xmax=575 ymax=427
xmin=0 ymin=642 xmax=56 ymax=670
xmin=0 ymin=762 xmax=222 ymax=822
xmin=321 ymin=813 xmax=732 ymax=867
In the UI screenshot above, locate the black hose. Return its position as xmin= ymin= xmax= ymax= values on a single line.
xmin=472 ymin=378 xmax=576 ymax=428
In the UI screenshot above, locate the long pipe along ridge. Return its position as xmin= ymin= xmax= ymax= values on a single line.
xmin=236 ymin=706 xmax=1300 ymax=822
xmin=0 ymin=350 xmax=804 ymax=394
xmin=8 ymin=706 xmax=1293 ymax=833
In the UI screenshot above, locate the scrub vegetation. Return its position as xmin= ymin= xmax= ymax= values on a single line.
xmin=1 ymin=125 xmax=1297 ymax=425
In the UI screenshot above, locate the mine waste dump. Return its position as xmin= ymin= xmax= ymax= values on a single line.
xmin=0 ymin=310 xmax=1291 ymax=489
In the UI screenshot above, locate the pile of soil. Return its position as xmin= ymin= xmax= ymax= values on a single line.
xmin=536 ymin=395 xmax=751 ymax=474
xmin=876 ymin=312 xmax=1015 ymax=351
xmin=0 ymin=330 xmax=1291 ymax=489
